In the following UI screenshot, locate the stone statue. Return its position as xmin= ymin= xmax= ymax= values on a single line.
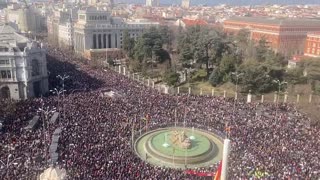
xmin=170 ymin=130 xmax=192 ymax=149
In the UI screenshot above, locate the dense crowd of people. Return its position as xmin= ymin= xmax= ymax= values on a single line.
xmin=0 ymin=44 xmax=319 ymax=179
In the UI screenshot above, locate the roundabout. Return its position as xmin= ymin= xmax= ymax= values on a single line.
xmin=134 ymin=126 xmax=224 ymax=169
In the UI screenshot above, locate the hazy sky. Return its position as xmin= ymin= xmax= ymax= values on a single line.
xmin=115 ymin=0 xmax=320 ymax=6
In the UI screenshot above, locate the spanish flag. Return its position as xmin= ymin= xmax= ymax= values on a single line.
xmin=213 ymin=161 xmax=222 ymax=180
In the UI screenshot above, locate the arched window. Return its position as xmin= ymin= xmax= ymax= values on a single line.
xmin=31 ymin=59 xmax=40 ymax=76
xmin=0 ymin=86 xmax=10 ymax=99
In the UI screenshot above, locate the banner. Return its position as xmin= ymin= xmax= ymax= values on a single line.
xmin=185 ymin=170 xmax=215 ymax=177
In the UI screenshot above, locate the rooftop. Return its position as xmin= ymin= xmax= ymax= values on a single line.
xmin=181 ymin=19 xmax=208 ymax=26
xmin=225 ymin=16 xmax=320 ymax=26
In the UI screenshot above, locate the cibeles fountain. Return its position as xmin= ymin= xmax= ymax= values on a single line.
xmin=134 ymin=126 xmax=224 ymax=169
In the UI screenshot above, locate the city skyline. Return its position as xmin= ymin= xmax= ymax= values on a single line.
xmin=115 ymin=0 xmax=320 ymax=6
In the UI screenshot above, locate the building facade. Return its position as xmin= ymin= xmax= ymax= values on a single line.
xmin=73 ymin=7 xmax=158 ymax=55
xmin=181 ymin=0 xmax=190 ymax=9
xmin=0 ymin=25 xmax=48 ymax=100
xmin=58 ymin=18 xmax=74 ymax=48
xmin=146 ymin=0 xmax=159 ymax=7
xmin=224 ymin=17 xmax=320 ymax=56
xmin=47 ymin=6 xmax=78 ymax=47
xmin=304 ymin=32 xmax=320 ymax=57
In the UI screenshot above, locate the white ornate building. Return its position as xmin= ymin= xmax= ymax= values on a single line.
xmin=73 ymin=7 xmax=159 ymax=55
xmin=0 ymin=25 xmax=48 ymax=100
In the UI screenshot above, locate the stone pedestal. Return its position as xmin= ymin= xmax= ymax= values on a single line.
xmin=274 ymin=92 xmax=278 ymax=103
xmin=247 ymin=91 xmax=252 ymax=103
xmin=283 ymin=92 xmax=288 ymax=103
xmin=261 ymin=95 xmax=264 ymax=103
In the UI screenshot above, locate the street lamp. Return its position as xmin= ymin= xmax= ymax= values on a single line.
xmin=37 ymin=104 xmax=56 ymax=165
xmin=273 ymin=79 xmax=287 ymax=120
xmin=0 ymin=154 xmax=21 ymax=179
xmin=50 ymin=88 xmax=66 ymax=114
xmin=56 ymin=74 xmax=69 ymax=121
xmin=231 ymin=72 xmax=244 ymax=101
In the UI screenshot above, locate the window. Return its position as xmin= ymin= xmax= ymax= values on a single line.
xmin=0 ymin=60 xmax=9 ymax=65
xmin=0 ymin=70 xmax=11 ymax=79
xmin=31 ymin=59 xmax=40 ymax=76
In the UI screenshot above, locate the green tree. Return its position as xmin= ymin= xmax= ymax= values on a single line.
xmin=163 ymin=71 xmax=180 ymax=86
xmin=123 ymin=29 xmax=135 ymax=58
xmin=219 ymin=55 xmax=237 ymax=82
xmin=209 ymin=68 xmax=223 ymax=86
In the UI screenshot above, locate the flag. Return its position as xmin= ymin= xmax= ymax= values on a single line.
xmin=213 ymin=161 xmax=222 ymax=180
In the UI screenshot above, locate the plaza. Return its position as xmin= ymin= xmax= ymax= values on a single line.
xmin=134 ymin=126 xmax=224 ymax=169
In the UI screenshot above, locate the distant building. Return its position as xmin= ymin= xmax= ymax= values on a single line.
xmin=175 ymin=18 xmax=208 ymax=29
xmin=58 ymin=17 xmax=74 ymax=48
xmin=181 ymin=0 xmax=190 ymax=9
xmin=304 ymin=32 xmax=320 ymax=57
xmin=146 ymin=0 xmax=159 ymax=7
xmin=47 ymin=5 xmax=78 ymax=47
xmin=224 ymin=17 xmax=320 ymax=56
xmin=5 ymin=6 xmax=46 ymax=33
xmin=0 ymin=25 xmax=48 ymax=100
xmin=73 ymin=7 xmax=158 ymax=56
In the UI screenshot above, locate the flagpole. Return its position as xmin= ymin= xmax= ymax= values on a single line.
xmin=175 ymin=94 xmax=178 ymax=127
xmin=221 ymin=139 xmax=230 ymax=180
xmin=131 ymin=120 xmax=135 ymax=148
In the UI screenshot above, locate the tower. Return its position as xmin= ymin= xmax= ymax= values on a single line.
xmin=181 ymin=0 xmax=190 ymax=9
xmin=146 ymin=0 xmax=159 ymax=7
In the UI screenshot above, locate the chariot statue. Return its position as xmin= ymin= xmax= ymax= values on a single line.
xmin=170 ymin=130 xmax=192 ymax=149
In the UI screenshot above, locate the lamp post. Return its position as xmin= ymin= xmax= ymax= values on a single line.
xmin=273 ymin=79 xmax=287 ymax=120
xmin=0 ymin=154 xmax=21 ymax=179
xmin=56 ymin=74 xmax=69 ymax=122
xmin=50 ymin=88 xmax=65 ymax=117
xmin=38 ymin=104 xmax=56 ymax=165
xmin=231 ymin=72 xmax=244 ymax=101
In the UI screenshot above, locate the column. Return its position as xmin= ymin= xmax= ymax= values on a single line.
xmin=188 ymin=87 xmax=191 ymax=95
xmin=283 ymin=92 xmax=288 ymax=103
xmin=177 ymin=87 xmax=180 ymax=94
xmin=147 ymin=79 xmax=150 ymax=86
xmin=223 ymin=90 xmax=226 ymax=98
xmin=200 ymin=88 xmax=203 ymax=95
xmin=96 ymin=34 xmax=99 ymax=49
xmin=247 ymin=91 xmax=252 ymax=103
xmin=296 ymin=94 xmax=300 ymax=103
xmin=274 ymin=92 xmax=277 ymax=103
xmin=108 ymin=34 xmax=111 ymax=48
xmin=103 ymin=34 xmax=107 ymax=48
xmin=98 ymin=34 xmax=102 ymax=49
xmin=212 ymin=88 xmax=215 ymax=96
xmin=221 ymin=139 xmax=231 ymax=180
xmin=261 ymin=95 xmax=264 ymax=103
xmin=123 ymin=67 xmax=126 ymax=76
xmin=309 ymin=92 xmax=313 ymax=103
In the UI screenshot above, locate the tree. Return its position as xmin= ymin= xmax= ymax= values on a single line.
xmin=256 ymin=38 xmax=269 ymax=62
xmin=163 ymin=70 xmax=180 ymax=86
xmin=122 ymin=29 xmax=135 ymax=58
xmin=219 ymin=55 xmax=237 ymax=82
xmin=209 ymin=68 xmax=223 ymax=87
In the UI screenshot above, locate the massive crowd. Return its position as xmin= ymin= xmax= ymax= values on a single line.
xmin=0 ymin=44 xmax=319 ymax=179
